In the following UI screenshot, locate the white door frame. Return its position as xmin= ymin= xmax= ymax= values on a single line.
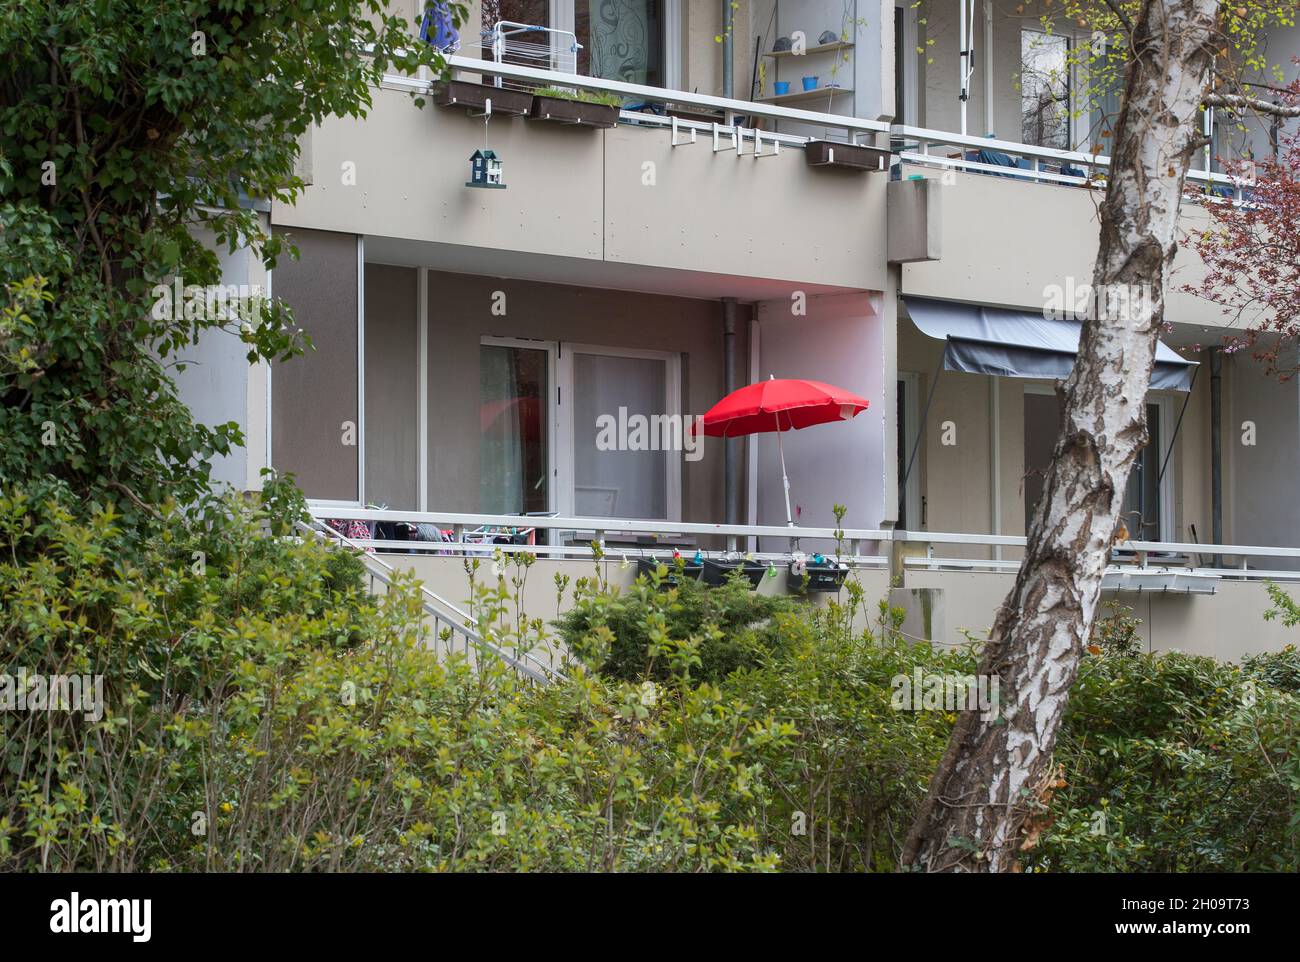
xmin=556 ymin=342 xmax=683 ymax=522
xmin=481 ymin=335 xmax=559 ymax=515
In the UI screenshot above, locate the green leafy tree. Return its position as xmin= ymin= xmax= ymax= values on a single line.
xmin=0 ymin=1 xmax=462 ymax=529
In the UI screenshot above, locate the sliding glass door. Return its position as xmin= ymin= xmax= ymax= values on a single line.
xmin=558 ymin=343 xmax=681 ymax=522
xmin=481 ymin=338 xmax=681 ymax=522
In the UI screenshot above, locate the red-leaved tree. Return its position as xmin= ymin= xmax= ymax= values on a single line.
xmin=1191 ymin=74 xmax=1300 ymax=378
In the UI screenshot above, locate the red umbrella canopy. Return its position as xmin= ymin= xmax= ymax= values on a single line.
xmin=700 ymin=378 xmax=869 ymax=437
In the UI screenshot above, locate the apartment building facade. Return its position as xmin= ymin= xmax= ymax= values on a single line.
xmin=179 ymin=1 xmax=1300 ymax=658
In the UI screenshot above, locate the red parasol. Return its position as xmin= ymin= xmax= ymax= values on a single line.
xmin=699 ymin=376 xmax=869 ymax=526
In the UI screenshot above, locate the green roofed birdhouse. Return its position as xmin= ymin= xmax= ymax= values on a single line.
xmin=467 ymin=148 xmax=506 ymax=189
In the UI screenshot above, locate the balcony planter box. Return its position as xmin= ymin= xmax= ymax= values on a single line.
xmin=531 ymin=94 xmax=619 ymax=129
xmin=805 ymin=140 xmax=891 ymax=172
xmin=432 ymin=80 xmax=534 ymax=116
xmin=702 ymin=558 xmax=767 ymax=589
xmin=636 ymin=557 xmax=703 ymax=588
xmin=787 ymin=559 xmax=849 ymax=593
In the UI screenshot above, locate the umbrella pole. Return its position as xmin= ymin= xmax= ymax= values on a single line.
xmin=776 ymin=415 xmax=793 ymax=527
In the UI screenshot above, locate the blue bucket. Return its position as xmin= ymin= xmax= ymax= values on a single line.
xmin=773 ymin=81 xmax=791 ymax=96
xmin=801 ymin=76 xmax=819 ymax=92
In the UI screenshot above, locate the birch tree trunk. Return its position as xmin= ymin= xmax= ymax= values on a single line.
xmin=900 ymin=0 xmax=1221 ymax=872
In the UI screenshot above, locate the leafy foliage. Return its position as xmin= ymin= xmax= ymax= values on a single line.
xmin=557 ymin=566 xmax=804 ymax=684
xmin=1030 ymin=645 xmax=1300 ymax=872
xmin=1188 ymin=79 xmax=1300 ymax=378
xmin=3 ymin=487 xmax=1297 ymax=872
xmin=0 ymin=1 xmax=454 ymax=527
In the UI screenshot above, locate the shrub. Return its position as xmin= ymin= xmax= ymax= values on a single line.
xmin=1030 ymin=647 xmax=1300 ymax=872
xmin=556 ymin=566 xmax=804 ymax=684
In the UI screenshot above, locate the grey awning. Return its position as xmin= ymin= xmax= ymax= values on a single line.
xmin=904 ymin=296 xmax=1197 ymax=391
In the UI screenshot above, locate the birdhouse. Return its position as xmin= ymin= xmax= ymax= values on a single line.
xmin=467 ymin=148 xmax=505 ymax=189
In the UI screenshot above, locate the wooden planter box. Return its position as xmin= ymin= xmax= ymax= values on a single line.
xmin=432 ymin=80 xmax=533 ymax=117
xmin=805 ymin=140 xmax=891 ymax=172
xmin=702 ymin=558 xmax=767 ymax=589
xmin=531 ymin=94 xmax=619 ymax=129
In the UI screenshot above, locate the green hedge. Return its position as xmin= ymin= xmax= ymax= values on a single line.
xmin=3 ymin=484 xmax=1296 ymax=871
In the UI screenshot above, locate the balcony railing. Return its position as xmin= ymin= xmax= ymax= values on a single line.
xmin=384 ymin=54 xmax=890 ymax=147
xmin=308 ymin=505 xmax=1300 ymax=585
xmin=386 ymin=53 xmax=1247 ymax=197
xmin=892 ymin=124 xmax=1241 ymax=195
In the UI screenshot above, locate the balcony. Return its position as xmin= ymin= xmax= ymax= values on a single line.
xmin=308 ymin=505 xmax=1300 ymax=662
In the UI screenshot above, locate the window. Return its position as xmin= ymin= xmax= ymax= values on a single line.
xmin=480 ymin=338 xmax=681 ymax=522
xmin=1087 ymin=47 xmax=1123 ymax=154
xmin=486 ymin=1 xmax=669 ymax=87
xmin=480 ymin=341 xmax=552 ymax=515
xmin=578 ymin=0 xmax=663 ymax=86
xmin=1020 ymin=29 xmax=1071 ymax=150
xmin=1119 ymin=403 xmax=1163 ymax=540
xmin=1024 ymin=389 xmax=1169 ymax=538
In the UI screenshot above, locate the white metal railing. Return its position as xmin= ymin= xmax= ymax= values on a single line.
xmin=895 ymin=529 xmax=1300 ymax=582
xmin=299 ymin=519 xmax=565 ymax=685
xmin=307 ymin=506 xmax=1300 ymax=582
xmin=395 ymin=54 xmax=891 ymax=140
xmin=310 ymin=506 xmax=889 ymax=565
xmin=891 ymin=124 xmax=1241 ymax=192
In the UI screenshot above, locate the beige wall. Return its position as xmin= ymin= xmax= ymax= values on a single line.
xmin=897 ymin=164 xmax=1223 ymax=329
xmin=897 ymin=570 xmax=1300 ymax=658
xmin=275 ymin=84 xmax=888 ymax=292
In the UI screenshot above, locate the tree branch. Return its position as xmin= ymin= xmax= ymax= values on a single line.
xmin=1204 ymin=91 xmax=1300 ymax=117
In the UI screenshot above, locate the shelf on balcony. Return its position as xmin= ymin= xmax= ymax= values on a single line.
xmin=754 ymin=86 xmax=853 ymax=106
xmin=762 ymin=40 xmax=854 ymax=58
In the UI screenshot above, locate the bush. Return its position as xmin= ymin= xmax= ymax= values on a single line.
xmin=5 ymin=482 xmax=1297 ymax=872
xmin=1030 ymin=647 xmax=1300 ymax=872
xmin=556 ymin=565 xmax=804 ymax=684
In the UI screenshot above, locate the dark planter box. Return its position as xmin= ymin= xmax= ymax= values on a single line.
xmin=636 ymin=557 xmax=703 ymax=588
xmin=531 ymin=94 xmax=619 ymax=129
xmin=702 ymin=558 xmax=767 ymax=589
xmin=805 ymin=140 xmax=891 ymax=172
xmin=787 ymin=560 xmax=849 ymax=593
xmin=432 ymin=80 xmax=533 ymax=116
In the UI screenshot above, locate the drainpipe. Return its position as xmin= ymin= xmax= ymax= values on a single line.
xmin=723 ymin=298 xmax=740 ymax=544
xmin=722 ymin=0 xmax=734 ymax=98
xmin=1210 ymin=347 xmax=1223 ymax=565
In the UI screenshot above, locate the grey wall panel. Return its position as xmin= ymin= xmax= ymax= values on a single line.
xmin=364 ymin=264 xmax=419 ymax=509
xmin=271 ymin=227 xmax=359 ymax=501
xmin=1227 ymin=349 xmax=1300 ymax=560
